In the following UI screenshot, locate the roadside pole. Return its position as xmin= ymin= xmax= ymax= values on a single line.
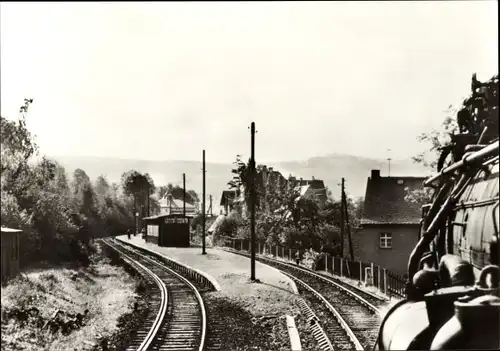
xmin=250 ymin=122 xmax=256 ymax=281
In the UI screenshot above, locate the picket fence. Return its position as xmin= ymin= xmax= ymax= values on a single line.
xmin=221 ymin=237 xmax=407 ymax=299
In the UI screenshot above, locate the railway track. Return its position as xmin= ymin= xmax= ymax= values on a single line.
xmin=223 ymin=248 xmax=383 ymax=350
xmin=102 ymin=239 xmax=206 ymax=351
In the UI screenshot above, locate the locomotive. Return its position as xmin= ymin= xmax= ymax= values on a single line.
xmin=377 ymin=73 xmax=499 ymax=350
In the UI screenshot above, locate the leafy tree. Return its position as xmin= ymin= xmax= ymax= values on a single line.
xmin=0 ymin=98 xmax=142 ymax=267
xmin=404 ymin=105 xmax=461 ymax=205
xmin=227 ymin=155 xmax=252 ymax=210
xmin=412 ymin=105 xmax=459 ymax=170
xmin=156 ymin=185 xmax=170 ymax=199
xmin=121 ymin=170 xmax=155 ymax=219
xmin=0 ymin=98 xmax=38 ymax=177
xmin=159 ymin=183 xmax=199 ymax=205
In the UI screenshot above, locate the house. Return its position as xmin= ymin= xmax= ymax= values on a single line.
xmin=159 ymin=193 xmax=197 ymax=217
xmin=1 ymin=227 xmax=21 ymax=284
xmin=353 ymin=169 xmax=427 ymax=275
xmin=295 ymin=177 xmax=328 ymax=207
xmin=220 ymin=190 xmax=237 ymax=215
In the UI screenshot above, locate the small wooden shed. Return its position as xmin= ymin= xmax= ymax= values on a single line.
xmin=143 ymin=214 xmax=190 ymax=247
xmin=1 ymin=227 xmax=22 ymax=284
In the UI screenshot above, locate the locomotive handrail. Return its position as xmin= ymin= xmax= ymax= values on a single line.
xmin=424 ymin=140 xmax=499 ymax=187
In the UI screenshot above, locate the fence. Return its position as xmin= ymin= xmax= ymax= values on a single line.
xmin=221 ymin=237 xmax=407 ymax=299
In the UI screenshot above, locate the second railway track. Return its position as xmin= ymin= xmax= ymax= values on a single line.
xmin=102 ymin=238 xmax=206 ymax=351
xmin=224 ymin=248 xmax=383 ymax=350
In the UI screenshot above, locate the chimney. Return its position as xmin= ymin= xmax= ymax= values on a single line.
xmin=371 ymin=170 xmax=381 ymax=179
xmin=269 ymin=167 xmax=273 ymax=172
xmin=167 ymin=194 xmax=173 ymax=205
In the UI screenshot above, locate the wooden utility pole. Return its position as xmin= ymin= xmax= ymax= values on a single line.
xmin=340 ymin=178 xmax=345 ymax=258
xmin=343 ymin=185 xmax=355 ymax=261
xmin=202 ymin=150 xmax=207 ymax=255
xmin=183 ymin=173 xmax=186 ymax=217
xmin=147 ymin=183 xmax=151 ymax=217
xmin=250 ymin=122 xmax=256 ymax=281
xmin=209 ymin=195 xmax=213 ymax=216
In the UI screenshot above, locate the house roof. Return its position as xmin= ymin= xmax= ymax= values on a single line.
xmin=1 ymin=227 xmax=23 ymax=235
xmin=220 ymin=190 xmax=237 ymax=206
xmin=159 ymin=197 xmax=196 ymax=210
xmin=360 ymin=173 xmax=427 ymax=225
xmin=299 ymin=179 xmax=325 ymax=190
xmin=143 ymin=213 xmax=191 ymax=220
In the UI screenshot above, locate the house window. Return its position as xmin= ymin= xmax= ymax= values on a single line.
xmin=380 ymin=233 xmax=392 ymax=249
xmin=397 ymin=179 xmax=404 ymax=185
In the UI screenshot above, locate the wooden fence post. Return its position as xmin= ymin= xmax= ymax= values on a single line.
xmin=289 ymin=249 xmax=291 ymax=261
xmin=340 ymin=258 xmax=343 ymax=277
xmin=276 ymin=246 xmax=278 ymax=257
xmin=325 ymin=255 xmax=328 ymax=272
xmin=282 ymin=246 xmax=285 ymax=259
xmin=359 ymin=261 xmax=363 ymax=282
xmin=258 ymin=242 xmax=260 ymax=255
xmin=383 ymin=268 xmax=388 ymax=295
xmin=371 ymin=262 xmax=374 ymax=286
xmin=332 ymin=256 xmax=335 ymax=274
xmin=378 ymin=265 xmax=381 ymax=291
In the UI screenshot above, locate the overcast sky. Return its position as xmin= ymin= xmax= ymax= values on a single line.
xmin=1 ymin=1 xmax=497 ymax=163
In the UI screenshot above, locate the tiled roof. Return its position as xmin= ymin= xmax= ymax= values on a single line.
xmin=220 ymin=190 xmax=237 ymax=206
xmin=360 ymin=174 xmax=427 ymax=225
xmin=159 ymin=197 xmax=197 ymax=210
xmin=299 ymin=179 xmax=325 ymax=190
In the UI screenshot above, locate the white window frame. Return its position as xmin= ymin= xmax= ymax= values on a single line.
xmin=380 ymin=232 xmax=392 ymax=249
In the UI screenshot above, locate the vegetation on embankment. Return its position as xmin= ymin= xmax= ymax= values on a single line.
xmin=0 ymin=243 xmax=147 ymax=351
xmin=1 ymin=98 xmax=199 ymax=271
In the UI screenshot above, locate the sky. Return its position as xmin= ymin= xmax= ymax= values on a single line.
xmin=1 ymin=1 xmax=498 ymax=163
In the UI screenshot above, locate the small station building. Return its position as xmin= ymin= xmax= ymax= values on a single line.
xmin=1 ymin=227 xmax=22 ymax=284
xmin=143 ymin=213 xmax=191 ymax=247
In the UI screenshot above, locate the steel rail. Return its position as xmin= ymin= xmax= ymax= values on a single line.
xmin=102 ymin=239 xmax=168 ymax=351
xmin=110 ymin=238 xmax=207 ymax=351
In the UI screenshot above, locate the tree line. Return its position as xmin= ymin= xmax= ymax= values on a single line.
xmin=0 ymin=99 xmax=199 ymax=268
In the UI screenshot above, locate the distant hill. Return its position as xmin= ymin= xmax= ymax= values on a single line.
xmin=52 ymin=154 xmax=430 ymax=213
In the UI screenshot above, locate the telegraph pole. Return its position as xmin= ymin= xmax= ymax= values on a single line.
xmin=340 ymin=178 xmax=345 ymax=258
xmin=202 ymin=150 xmax=207 ymax=255
xmin=250 ymin=122 xmax=256 ymax=281
xmin=183 ymin=173 xmax=186 ymax=217
xmin=209 ymin=195 xmax=213 ymax=217
xmin=343 ymin=184 xmax=355 ymax=261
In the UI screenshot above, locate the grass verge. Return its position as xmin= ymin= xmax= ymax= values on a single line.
xmin=1 ymin=243 xmax=140 ymax=351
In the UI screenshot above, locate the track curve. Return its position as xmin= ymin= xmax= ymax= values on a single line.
xmin=103 ymin=238 xmax=206 ymax=351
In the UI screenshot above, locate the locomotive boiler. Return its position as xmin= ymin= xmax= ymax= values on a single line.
xmin=377 ymin=73 xmax=500 ymax=350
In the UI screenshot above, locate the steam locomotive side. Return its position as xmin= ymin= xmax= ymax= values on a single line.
xmin=377 ymin=73 xmax=499 ymax=350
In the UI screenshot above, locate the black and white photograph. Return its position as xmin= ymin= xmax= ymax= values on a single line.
xmin=1 ymin=1 xmax=498 ymax=350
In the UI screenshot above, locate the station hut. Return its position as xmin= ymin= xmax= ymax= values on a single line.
xmin=1 ymin=227 xmax=22 ymax=284
xmin=143 ymin=213 xmax=190 ymax=247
